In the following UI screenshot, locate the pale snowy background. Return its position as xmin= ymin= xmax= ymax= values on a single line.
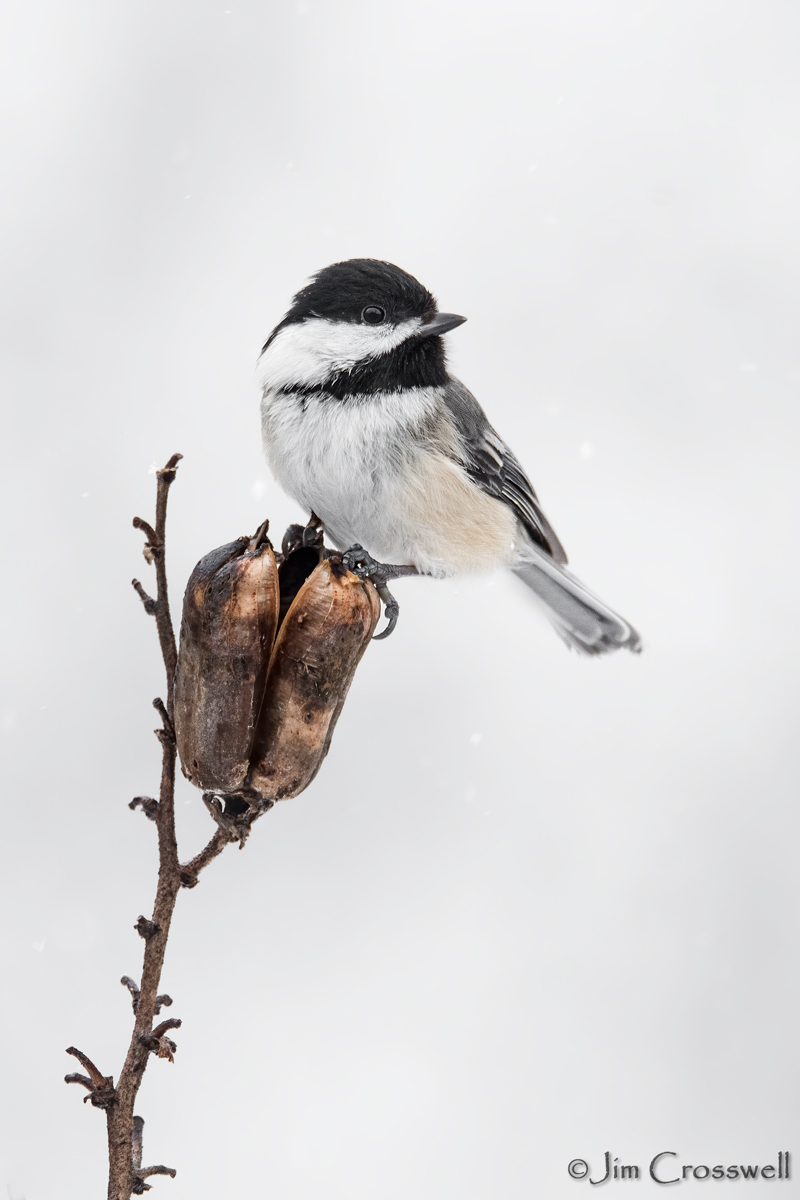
xmin=2 ymin=1 xmax=799 ymax=1197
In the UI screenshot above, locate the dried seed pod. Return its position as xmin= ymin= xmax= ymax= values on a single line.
xmin=174 ymin=537 xmax=280 ymax=790
xmin=276 ymin=527 xmax=324 ymax=627
xmin=248 ymin=557 xmax=381 ymax=802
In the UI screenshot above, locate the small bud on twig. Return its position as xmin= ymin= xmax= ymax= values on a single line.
xmin=130 ymin=796 xmax=159 ymax=820
xmin=151 ymin=1018 xmax=182 ymax=1039
xmin=132 ymin=516 xmax=158 ymax=546
xmin=135 ymin=916 xmax=161 ymax=941
xmin=64 ymin=1072 xmax=94 ymax=1091
xmin=152 ymin=698 xmax=174 ymax=746
xmin=120 ymin=975 xmax=169 ymax=1014
xmin=139 ymin=1018 xmax=182 ymax=1062
xmin=121 ymin=975 xmax=141 ymax=1012
xmin=132 ymin=516 xmax=159 ymax=565
xmin=131 ymin=579 xmax=158 ymax=615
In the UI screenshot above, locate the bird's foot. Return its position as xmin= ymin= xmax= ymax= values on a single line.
xmin=342 ymin=544 xmax=385 ymax=579
xmin=341 ymin=545 xmax=417 ymax=640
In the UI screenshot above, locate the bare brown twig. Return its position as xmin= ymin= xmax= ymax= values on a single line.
xmin=178 ymin=826 xmax=233 ymax=888
xmin=65 ymin=453 xmax=232 ymax=1199
xmin=97 ymin=455 xmax=185 ymax=1198
xmin=131 ymin=452 xmax=182 ymax=717
xmin=131 ymin=579 xmax=157 ymax=615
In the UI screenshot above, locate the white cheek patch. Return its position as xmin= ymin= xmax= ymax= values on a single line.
xmin=256 ymin=316 xmax=424 ymax=391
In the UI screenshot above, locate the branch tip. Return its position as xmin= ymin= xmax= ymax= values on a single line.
xmin=121 ymin=975 xmax=141 ymax=1012
xmin=130 ymin=795 xmax=159 ymax=821
xmin=65 ymin=1072 xmax=94 ymax=1090
xmin=132 ymin=516 xmax=159 ymax=546
xmin=151 ymin=1018 xmax=181 ymax=1038
xmin=156 ymin=452 xmax=183 ymax=482
xmin=152 ymin=698 xmax=174 ymax=740
xmin=132 ymin=578 xmax=158 ymax=615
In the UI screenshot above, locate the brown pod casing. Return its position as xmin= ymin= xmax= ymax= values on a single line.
xmin=247 ymin=557 xmax=381 ymax=802
xmin=174 ymin=538 xmax=280 ymax=791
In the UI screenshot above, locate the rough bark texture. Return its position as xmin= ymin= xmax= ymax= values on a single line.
xmin=108 ymin=455 xmax=186 ymax=1199
xmin=106 ymin=730 xmax=181 ymax=1199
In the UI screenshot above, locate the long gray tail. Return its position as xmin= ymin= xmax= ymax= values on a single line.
xmin=513 ymin=544 xmax=642 ymax=656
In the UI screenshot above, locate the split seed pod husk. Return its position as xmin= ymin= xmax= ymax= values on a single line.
xmin=174 ymin=537 xmax=280 ymax=790
xmin=247 ymin=556 xmax=381 ymax=802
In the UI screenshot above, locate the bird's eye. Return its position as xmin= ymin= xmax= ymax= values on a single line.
xmin=362 ymin=306 xmax=386 ymax=325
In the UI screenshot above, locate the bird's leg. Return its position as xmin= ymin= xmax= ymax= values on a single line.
xmin=341 ymin=545 xmax=419 ymax=640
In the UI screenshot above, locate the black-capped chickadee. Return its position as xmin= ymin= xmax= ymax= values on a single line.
xmin=257 ymin=259 xmax=641 ymax=654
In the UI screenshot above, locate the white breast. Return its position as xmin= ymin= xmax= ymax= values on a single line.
xmin=260 ymin=385 xmax=518 ymax=577
xmin=260 ymin=385 xmax=435 ymax=555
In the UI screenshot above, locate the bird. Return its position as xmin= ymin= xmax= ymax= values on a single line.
xmin=257 ymin=258 xmax=641 ymax=654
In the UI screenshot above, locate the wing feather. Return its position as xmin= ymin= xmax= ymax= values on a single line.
xmin=440 ymin=379 xmax=568 ymax=564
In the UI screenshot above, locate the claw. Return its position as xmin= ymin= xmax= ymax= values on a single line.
xmin=341 ymin=544 xmax=372 ymax=577
xmin=341 ymin=545 xmax=408 ymax=639
xmin=373 ymin=584 xmax=399 ymax=640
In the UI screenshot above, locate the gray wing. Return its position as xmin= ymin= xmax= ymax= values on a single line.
xmin=440 ymin=378 xmax=568 ymax=564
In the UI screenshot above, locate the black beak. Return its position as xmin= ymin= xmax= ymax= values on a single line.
xmin=418 ymin=311 xmax=467 ymax=338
